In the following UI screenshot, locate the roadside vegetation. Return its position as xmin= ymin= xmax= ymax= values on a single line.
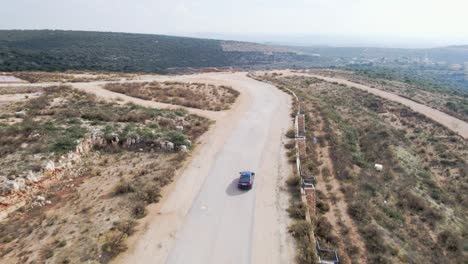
xmin=303 ymin=69 xmax=468 ymax=122
xmin=260 ymin=73 xmax=467 ymax=263
xmin=104 ymin=81 xmax=239 ymax=111
xmin=0 ymin=85 xmax=210 ymax=263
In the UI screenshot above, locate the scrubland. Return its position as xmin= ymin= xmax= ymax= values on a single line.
xmin=104 ymin=81 xmax=239 ymax=111
xmin=260 ymin=73 xmax=467 ymax=263
xmin=0 ymin=85 xmax=209 ymax=263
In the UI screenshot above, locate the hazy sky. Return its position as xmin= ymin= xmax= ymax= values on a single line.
xmin=1 ymin=0 xmax=468 ymax=47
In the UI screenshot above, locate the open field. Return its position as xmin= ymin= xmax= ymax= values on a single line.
xmin=104 ymin=81 xmax=239 ymax=111
xmin=258 ymin=73 xmax=467 ymax=263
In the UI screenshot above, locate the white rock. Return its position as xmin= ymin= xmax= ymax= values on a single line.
xmin=15 ymin=110 xmax=26 ymax=117
xmin=374 ymin=164 xmax=383 ymax=171
xmin=5 ymin=181 xmax=20 ymax=192
xmin=36 ymin=195 xmax=46 ymax=202
xmin=179 ymin=145 xmax=188 ymax=152
xmin=176 ymin=125 xmax=184 ymax=131
xmin=45 ymin=161 xmax=56 ymax=171
xmin=26 ymin=171 xmax=41 ymax=183
xmin=167 ymin=142 xmax=174 ymax=150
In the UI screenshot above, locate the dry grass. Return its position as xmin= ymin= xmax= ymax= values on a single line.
xmin=260 ymin=73 xmax=468 ymax=263
xmin=104 ymin=81 xmax=239 ymax=111
xmin=305 ymin=69 xmax=468 ymax=122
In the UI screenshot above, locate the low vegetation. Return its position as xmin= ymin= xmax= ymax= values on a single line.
xmin=304 ymin=69 xmax=468 ymax=122
xmin=104 ymin=81 xmax=239 ymax=111
xmin=0 ymin=85 xmax=210 ymax=263
xmin=261 ymin=73 xmax=467 ymax=263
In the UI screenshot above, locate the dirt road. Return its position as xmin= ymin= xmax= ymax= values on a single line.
xmin=91 ymin=72 xmax=294 ymax=264
xmin=0 ymin=72 xmax=295 ymax=263
xmin=277 ymin=71 xmax=468 ymax=139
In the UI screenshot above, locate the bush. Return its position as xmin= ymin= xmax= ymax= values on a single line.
xmin=112 ymin=220 xmax=136 ymax=236
xmin=296 ymin=237 xmax=318 ymax=264
xmin=286 ymin=174 xmax=301 ymax=187
xmin=113 ymin=181 xmax=135 ymax=195
xmin=135 ymin=184 xmax=161 ymax=204
xmin=316 ymin=199 xmax=330 ymax=213
xmin=315 ymin=217 xmax=339 ymax=246
xmin=287 ymin=201 xmax=307 ymax=219
xmin=361 ymin=224 xmax=387 ymax=254
xmin=131 ymin=203 xmax=147 ymax=219
xmin=437 ymin=230 xmax=461 ymax=253
xmin=286 ymin=128 xmax=296 ymax=139
xmin=285 ymin=140 xmax=295 ymax=149
xmin=348 ymin=202 xmax=370 ymax=223
xmin=101 ymin=231 xmax=127 ymax=262
xmin=165 ymin=131 xmax=187 ymax=146
xmin=288 ymin=220 xmax=311 ymax=238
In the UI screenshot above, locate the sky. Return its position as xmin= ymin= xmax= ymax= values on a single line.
xmin=1 ymin=0 xmax=468 ymax=47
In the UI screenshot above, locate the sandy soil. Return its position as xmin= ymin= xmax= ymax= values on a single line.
xmin=276 ymin=71 xmax=468 ymax=139
xmin=0 ymin=76 xmax=26 ymax=83
xmin=0 ymin=92 xmax=41 ymax=105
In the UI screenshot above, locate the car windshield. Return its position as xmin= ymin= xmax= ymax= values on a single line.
xmin=239 ymin=175 xmax=251 ymax=182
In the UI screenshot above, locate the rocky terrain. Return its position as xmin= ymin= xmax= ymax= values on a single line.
xmin=0 ymin=84 xmax=210 ymax=263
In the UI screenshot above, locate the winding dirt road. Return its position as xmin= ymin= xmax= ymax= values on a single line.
xmin=102 ymin=73 xmax=295 ymax=264
xmin=1 ymin=72 xmax=295 ymax=263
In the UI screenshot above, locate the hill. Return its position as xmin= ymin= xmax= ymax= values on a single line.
xmin=0 ymin=30 xmax=313 ymax=73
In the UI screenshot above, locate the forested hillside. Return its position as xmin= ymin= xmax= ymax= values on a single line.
xmin=0 ymin=30 xmax=311 ymax=72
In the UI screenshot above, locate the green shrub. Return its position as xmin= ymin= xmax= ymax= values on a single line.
xmin=286 ymin=128 xmax=296 ymax=139
xmin=165 ymin=131 xmax=187 ymax=146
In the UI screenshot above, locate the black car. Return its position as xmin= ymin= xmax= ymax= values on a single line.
xmin=238 ymin=171 xmax=255 ymax=190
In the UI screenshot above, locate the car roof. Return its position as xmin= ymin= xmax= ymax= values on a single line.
xmin=240 ymin=171 xmax=254 ymax=176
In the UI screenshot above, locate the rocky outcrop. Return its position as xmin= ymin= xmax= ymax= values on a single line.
xmin=0 ymin=126 xmax=191 ymax=219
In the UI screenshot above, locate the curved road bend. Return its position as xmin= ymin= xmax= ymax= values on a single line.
xmin=114 ymin=72 xmax=295 ymax=264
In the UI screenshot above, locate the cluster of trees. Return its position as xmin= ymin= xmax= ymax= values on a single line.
xmin=0 ymin=30 xmax=312 ymax=73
